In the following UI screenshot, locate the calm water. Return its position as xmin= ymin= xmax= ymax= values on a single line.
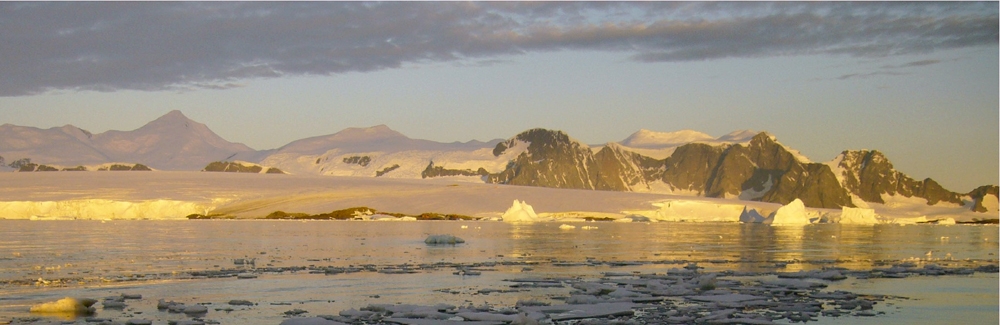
xmin=1 ymin=220 xmax=997 ymax=324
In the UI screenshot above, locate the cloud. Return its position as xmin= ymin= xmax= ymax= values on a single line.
xmin=0 ymin=2 xmax=996 ymax=96
xmin=881 ymin=59 xmax=943 ymax=69
xmin=836 ymin=71 xmax=909 ymax=80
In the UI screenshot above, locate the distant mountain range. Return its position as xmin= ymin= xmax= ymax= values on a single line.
xmin=2 ymin=110 xmax=995 ymax=211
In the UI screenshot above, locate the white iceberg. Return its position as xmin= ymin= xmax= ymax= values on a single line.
xmin=765 ymin=199 xmax=811 ymax=225
xmin=502 ymin=200 xmax=540 ymax=222
xmin=838 ymin=207 xmax=880 ymax=224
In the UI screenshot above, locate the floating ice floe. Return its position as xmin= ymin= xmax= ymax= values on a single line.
xmin=29 ymin=297 xmax=96 ymax=315
xmin=501 ymin=200 xmax=540 ymax=222
xmin=558 ymin=224 xmax=576 ymax=229
xmin=424 ymin=234 xmax=466 ymax=245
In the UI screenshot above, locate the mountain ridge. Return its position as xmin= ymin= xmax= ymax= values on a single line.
xmin=1 ymin=111 xmax=993 ymax=212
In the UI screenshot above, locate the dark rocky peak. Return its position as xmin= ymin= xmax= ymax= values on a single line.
xmin=968 ymin=185 xmax=999 ymax=212
xmin=836 ymin=149 xmax=961 ymax=205
xmin=745 ymin=132 xmax=798 ymax=169
xmin=839 ymin=150 xmax=892 ymax=172
xmin=487 ymin=128 xmax=599 ymax=190
xmin=493 ymin=128 xmax=584 ymax=157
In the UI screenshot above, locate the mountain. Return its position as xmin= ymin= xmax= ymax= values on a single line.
xmin=2 ymin=111 xmax=992 ymax=213
xmin=588 ymin=132 xmax=850 ymax=208
xmin=486 ymin=128 xmax=605 ymax=190
xmin=0 ymin=124 xmax=110 ymax=167
xmin=258 ymin=124 xmax=503 ymax=177
xmin=831 ymin=150 xmax=963 ymax=206
xmin=0 ymin=110 xmax=255 ymax=170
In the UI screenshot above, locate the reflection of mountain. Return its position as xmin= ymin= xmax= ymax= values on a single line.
xmin=2 ymin=111 xmax=994 ymax=212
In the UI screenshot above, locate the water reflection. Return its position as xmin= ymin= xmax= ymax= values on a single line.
xmin=1 ymin=221 xmax=997 ymax=283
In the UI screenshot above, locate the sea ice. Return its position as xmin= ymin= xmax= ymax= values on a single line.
xmin=279 ymin=317 xmax=349 ymax=325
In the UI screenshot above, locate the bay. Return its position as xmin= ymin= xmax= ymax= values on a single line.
xmin=1 ymin=221 xmax=997 ymax=324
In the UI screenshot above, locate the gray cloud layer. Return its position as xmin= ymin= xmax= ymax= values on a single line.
xmin=1 ymin=2 xmax=996 ymax=96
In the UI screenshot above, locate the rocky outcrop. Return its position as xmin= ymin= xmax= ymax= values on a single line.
xmin=968 ymin=185 xmax=999 ymax=212
xmin=487 ymin=129 xmax=602 ymax=190
xmin=421 ymin=161 xmax=488 ymax=179
xmin=342 ymin=155 xmax=371 ymax=167
xmin=375 ymin=164 xmax=400 ymax=177
xmin=203 ymin=161 xmax=284 ymax=174
xmin=99 ymin=163 xmax=152 ymax=171
xmin=835 ymin=150 xmax=962 ymax=205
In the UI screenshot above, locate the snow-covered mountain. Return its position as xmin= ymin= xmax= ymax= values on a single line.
xmin=2 ymin=111 xmax=994 ymax=213
xmin=0 ymin=110 xmax=255 ymax=171
xmin=256 ymin=124 xmax=504 ymax=178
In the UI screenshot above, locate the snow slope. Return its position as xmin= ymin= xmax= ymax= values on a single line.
xmin=258 ymin=125 xmax=505 ymax=177
xmin=2 ymin=172 xmax=987 ymax=223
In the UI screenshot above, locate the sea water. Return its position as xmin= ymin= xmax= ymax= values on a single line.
xmin=1 ymin=220 xmax=997 ymax=324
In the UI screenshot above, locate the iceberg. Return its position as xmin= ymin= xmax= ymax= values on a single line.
xmin=639 ymin=200 xmax=745 ymax=222
xmin=765 ymin=199 xmax=811 ymax=225
xmin=502 ymin=200 xmax=540 ymax=222
xmin=838 ymin=207 xmax=880 ymax=224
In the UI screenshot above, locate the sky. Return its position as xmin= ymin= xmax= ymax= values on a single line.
xmin=1 ymin=2 xmax=997 ymax=191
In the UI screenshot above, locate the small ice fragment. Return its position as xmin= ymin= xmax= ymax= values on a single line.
xmin=424 ymin=235 xmax=465 ymax=245
xmin=559 ymin=224 xmax=576 ymax=229
xmin=183 ymin=304 xmax=208 ymax=315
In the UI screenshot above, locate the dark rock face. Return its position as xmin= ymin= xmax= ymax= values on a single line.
xmin=656 ymin=133 xmax=852 ymax=208
xmin=376 ymin=164 xmax=400 ymax=177
xmin=968 ymin=185 xmax=999 ymax=212
xmin=421 ymin=162 xmax=488 ymax=179
xmin=487 ymin=129 xmax=602 ymax=190
xmin=593 ymin=143 xmax=662 ymax=191
xmin=342 ymin=155 xmax=371 ymax=167
xmin=101 ymin=163 xmax=152 ymax=171
xmin=660 ymin=143 xmax=727 ymax=195
xmin=485 ymin=129 xmax=857 ymax=208
xmin=203 ymin=161 xmax=284 ymax=174
xmin=835 ymin=150 xmax=962 ymax=206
